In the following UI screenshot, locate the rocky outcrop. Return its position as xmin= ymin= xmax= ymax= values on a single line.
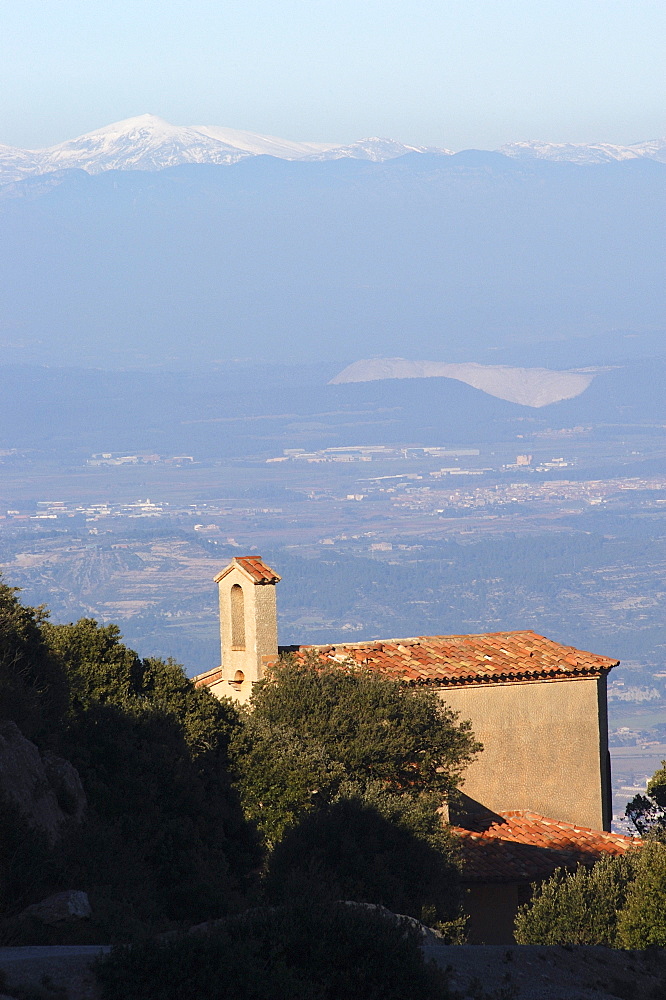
xmin=0 ymin=720 xmax=86 ymax=843
xmin=43 ymin=753 xmax=87 ymax=824
xmin=340 ymin=901 xmax=446 ymax=947
xmin=18 ymin=891 xmax=92 ymax=926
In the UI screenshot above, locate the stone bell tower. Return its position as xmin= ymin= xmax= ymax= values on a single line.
xmin=195 ymin=556 xmax=280 ymax=704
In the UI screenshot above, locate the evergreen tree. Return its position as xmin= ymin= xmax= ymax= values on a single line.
xmin=617 ymin=840 xmax=666 ymax=948
xmin=232 ymin=653 xmax=478 ymax=928
xmin=232 ymin=653 xmax=480 ymax=843
xmin=0 ymin=579 xmax=68 ymax=742
xmin=626 ymin=761 xmax=666 ymax=835
xmin=515 ymin=853 xmax=638 ymax=946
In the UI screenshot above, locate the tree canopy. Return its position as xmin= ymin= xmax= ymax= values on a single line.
xmin=0 ymin=582 xmax=68 ymax=742
xmin=231 ymin=653 xmax=480 ymax=845
xmin=230 ymin=653 xmax=478 ymax=926
xmin=0 ymin=581 xmax=258 ymax=939
xmin=626 ymin=760 xmax=666 ymax=835
xmin=264 ymin=794 xmax=463 ymax=926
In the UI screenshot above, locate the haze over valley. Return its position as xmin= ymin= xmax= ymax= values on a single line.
xmin=0 ymin=120 xmax=664 ymax=368
xmin=1 ymin=350 xmax=665 ymax=828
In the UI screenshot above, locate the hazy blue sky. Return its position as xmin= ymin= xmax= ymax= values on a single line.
xmin=2 ymin=0 xmax=665 ymax=149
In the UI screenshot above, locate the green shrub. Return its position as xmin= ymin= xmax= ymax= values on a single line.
xmin=514 ymin=853 xmax=639 ymax=946
xmin=617 ymin=839 xmax=666 ymax=948
xmin=96 ymin=902 xmax=449 ymax=1000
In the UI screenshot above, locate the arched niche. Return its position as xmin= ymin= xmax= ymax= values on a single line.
xmin=231 ymin=584 xmax=246 ymax=649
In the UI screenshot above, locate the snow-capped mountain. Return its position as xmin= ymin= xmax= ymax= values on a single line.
xmin=500 ymin=137 xmax=666 ymax=164
xmin=1 ymin=114 xmax=665 ymax=185
xmin=0 ymin=115 xmax=248 ymax=183
xmin=0 ymin=114 xmax=450 ymax=184
xmin=302 ymin=137 xmax=452 ymax=162
xmin=193 ymin=124 xmax=336 ymax=159
xmin=42 ymin=115 xmax=251 ymax=174
xmin=0 ymin=144 xmax=44 ymax=183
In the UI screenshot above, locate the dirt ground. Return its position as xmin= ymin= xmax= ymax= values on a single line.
xmin=0 ymin=946 xmax=109 ymax=1000
xmin=2 ymin=942 xmax=666 ymax=1000
xmin=425 ymin=943 xmax=666 ymax=999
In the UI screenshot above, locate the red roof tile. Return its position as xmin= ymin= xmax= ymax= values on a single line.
xmin=292 ymin=631 xmax=618 ymax=686
xmin=193 ymin=666 xmax=224 ymax=689
xmin=214 ymin=556 xmax=281 ymax=585
xmin=454 ymin=811 xmax=637 ymax=883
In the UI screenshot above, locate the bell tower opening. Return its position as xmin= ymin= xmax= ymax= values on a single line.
xmin=231 ymin=584 xmax=246 ymax=649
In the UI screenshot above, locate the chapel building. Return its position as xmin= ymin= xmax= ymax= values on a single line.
xmin=194 ymin=555 xmax=618 ymax=833
xmin=193 ymin=555 xmax=635 ymax=941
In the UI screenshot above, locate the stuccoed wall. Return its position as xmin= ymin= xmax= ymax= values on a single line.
xmin=440 ymin=675 xmax=610 ymax=831
xmin=216 ymin=568 xmax=278 ymax=704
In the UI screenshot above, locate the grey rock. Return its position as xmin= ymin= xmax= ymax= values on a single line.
xmin=19 ymin=891 xmax=92 ymax=926
xmin=0 ymin=721 xmax=64 ymax=843
xmin=43 ymin=754 xmax=87 ymax=822
xmin=340 ymin=901 xmax=445 ymax=946
xmin=0 ymin=721 xmax=86 ymax=841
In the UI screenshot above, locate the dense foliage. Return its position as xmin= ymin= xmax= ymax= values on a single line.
xmin=0 ymin=584 xmax=68 ymax=743
xmin=626 ymin=760 xmax=666 ymax=835
xmin=616 ymin=840 xmax=666 ymax=948
xmin=515 ymin=839 xmax=666 ymax=949
xmin=96 ymin=902 xmax=449 ymax=1000
xmin=514 ymin=854 xmax=639 ymax=946
xmin=230 ymin=655 xmax=477 ymax=925
xmin=0 ymin=578 xmax=479 ymax=965
xmin=0 ymin=581 xmax=257 ymax=939
xmin=264 ymin=794 xmax=462 ymax=927
xmin=232 ymin=654 xmax=480 ymax=844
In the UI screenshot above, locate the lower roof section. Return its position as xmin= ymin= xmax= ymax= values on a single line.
xmin=455 ymin=809 xmax=637 ymax=883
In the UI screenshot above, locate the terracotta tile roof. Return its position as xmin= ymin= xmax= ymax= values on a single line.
xmin=455 ymin=811 xmax=637 ymax=883
xmin=214 ymin=556 xmax=281 ymax=585
xmin=192 ymin=666 xmax=224 ymax=689
xmin=293 ymin=631 xmax=618 ymax=686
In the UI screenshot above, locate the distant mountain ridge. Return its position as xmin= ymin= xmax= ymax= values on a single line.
xmin=499 ymin=138 xmax=666 ymax=165
xmin=0 ymin=114 xmax=451 ymax=184
xmin=0 ymin=144 xmax=663 ymax=369
xmin=1 ymin=113 xmax=665 ymax=185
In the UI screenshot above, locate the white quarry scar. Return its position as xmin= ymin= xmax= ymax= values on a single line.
xmin=329 ymin=359 xmax=600 ymax=408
